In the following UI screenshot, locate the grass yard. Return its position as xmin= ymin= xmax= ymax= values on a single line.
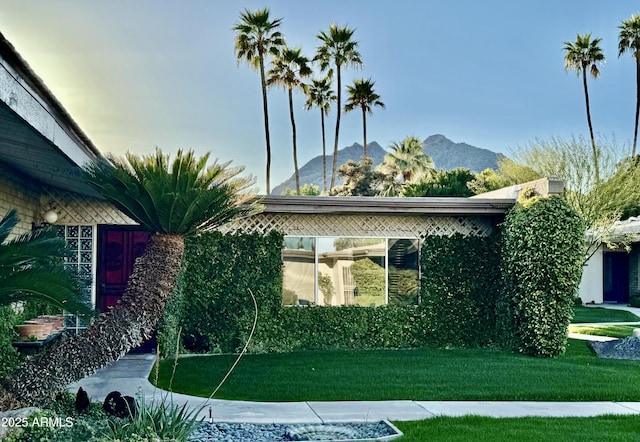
xmin=571 ymin=306 xmax=640 ymax=323
xmin=393 ymin=415 xmax=640 ymax=442
xmin=569 ymin=324 xmax=638 ymax=339
xmin=152 ymin=339 xmax=640 ymax=402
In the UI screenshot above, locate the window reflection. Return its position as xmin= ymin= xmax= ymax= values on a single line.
xmin=388 ymin=239 xmax=419 ymax=305
xmin=282 ymin=237 xmax=316 ymax=306
xmin=317 ymin=238 xmax=386 ymax=306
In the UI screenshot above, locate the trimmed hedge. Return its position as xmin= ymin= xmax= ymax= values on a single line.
xmin=250 ymin=305 xmax=427 ymax=353
xmin=498 ymin=195 xmax=585 ymax=357
xmin=159 ymin=230 xmax=283 ymax=355
xmin=420 ymin=233 xmax=501 ymax=347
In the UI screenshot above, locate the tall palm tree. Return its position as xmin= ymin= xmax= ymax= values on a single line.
xmin=619 ymin=15 xmax=640 ymax=157
xmin=304 ymin=77 xmax=336 ymax=193
xmin=563 ymin=33 xmax=605 ymax=183
xmin=315 ymin=24 xmax=363 ymax=189
xmin=0 ymin=209 xmax=92 ymax=316
xmin=0 ymin=149 xmax=259 ymax=409
xmin=382 ymin=136 xmax=435 ymax=183
xmin=268 ymin=47 xmax=312 ymax=194
xmin=234 ymin=8 xmax=285 ymax=194
xmin=344 ymin=78 xmax=385 ymax=158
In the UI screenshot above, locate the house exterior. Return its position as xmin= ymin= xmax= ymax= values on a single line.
xmin=0 ymin=31 xmax=566 ymax=311
xmin=578 ymin=218 xmax=640 ymax=304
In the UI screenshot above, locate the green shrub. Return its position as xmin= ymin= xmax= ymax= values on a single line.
xmin=630 ymin=294 xmax=640 ymax=308
xmin=498 ymin=195 xmax=585 ymax=357
xmin=172 ymin=230 xmax=283 ymax=354
xmin=419 ymin=233 xmax=501 ymax=347
xmin=250 ymin=305 xmax=426 ymax=352
xmin=350 ymin=258 xmax=385 ymax=305
xmin=0 ymin=305 xmax=21 ymax=377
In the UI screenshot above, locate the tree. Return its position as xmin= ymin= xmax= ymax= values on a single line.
xmin=381 ymin=136 xmax=435 ymax=183
xmin=282 ymin=183 xmax=321 ymax=196
xmin=316 ymin=23 xmax=363 ymax=189
xmin=467 ymin=158 xmax=541 ymax=194
xmin=0 ymin=209 xmax=92 ymax=316
xmin=234 ymin=8 xmax=285 ymax=194
xmin=402 ymin=168 xmax=476 ymax=197
xmin=344 ymin=78 xmax=385 ymax=158
xmin=619 ymin=14 xmax=640 ymax=156
xmin=563 ymin=33 xmax=605 ymax=182
xmin=304 ymin=77 xmax=336 ymax=192
xmin=268 ymin=47 xmax=312 ymax=194
xmin=330 ymin=156 xmax=386 ymax=196
xmin=0 ymin=149 xmax=259 ymax=410
xmin=511 ymin=135 xmax=640 ymax=260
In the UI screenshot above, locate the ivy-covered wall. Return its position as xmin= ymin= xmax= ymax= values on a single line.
xmin=159 ymin=198 xmax=585 ymax=358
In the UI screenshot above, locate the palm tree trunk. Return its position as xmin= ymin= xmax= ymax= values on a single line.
xmin=321 ymin=110 xmax=327 ymax=193
xmin=289 ymin=88 xmax=300 ymax=194
xmin=0 ymin=234 xmax=184 ymax=409
xmin=361 ymin=106 xmax=367 ymax=159
xmin=259 ymin=54 xmax=272 ymax=194
xmin=633 ymin=56 xmax=640 ymax=157
xmin=582 ymin=68 xmax=600 ymax=183
xmin=330 ymin=66 xmax=342 ymax=190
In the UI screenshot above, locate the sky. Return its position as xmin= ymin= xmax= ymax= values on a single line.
xmin=0 ymin=0 xmax=639 ymax=193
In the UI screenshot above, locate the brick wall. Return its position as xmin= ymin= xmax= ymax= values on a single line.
xmin=0 ymin=165 xmax=39 ymax=237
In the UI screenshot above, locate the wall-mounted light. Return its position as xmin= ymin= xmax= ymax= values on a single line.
xmin=43 ymin=209 xmax=58 ymax=224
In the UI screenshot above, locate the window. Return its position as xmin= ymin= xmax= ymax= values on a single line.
xmin=282 ymin=236 xmax=419 ymax=306
xmin=282 ymin=237 xmax=316 ymax=306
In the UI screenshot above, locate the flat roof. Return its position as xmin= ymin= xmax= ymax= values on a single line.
xmin=260 ymin=195 xmax=514 ymax=215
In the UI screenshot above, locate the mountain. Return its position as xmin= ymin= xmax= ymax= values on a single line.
xmin=422 ymin=134 xmax=505 ymax=173
xmin=271 ymin=135 xmax=504 ymax=195
xmin=271 ymin=141 xmax=387 ymax=195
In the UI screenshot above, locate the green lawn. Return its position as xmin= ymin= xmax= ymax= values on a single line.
xmin=569 ymin=324 xmax=638 ymax=339
xmin=571 ymin=306 xmax=640 ymax=323
xmin=152 ymin=339 xmax=640 ymax=402
xmin=393 ymin=415 xmax=640 ymax=442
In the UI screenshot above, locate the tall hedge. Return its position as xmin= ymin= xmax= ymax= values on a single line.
xmin=498 ymin=194 xmax=585 ymax=357
xmin=163 ymin=230 xmax=283 ymax=355
xmin=420 ymin=233 xmax=501 ymax=347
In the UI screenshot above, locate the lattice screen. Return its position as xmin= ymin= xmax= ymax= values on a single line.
xmin=42 ymin=190 xmax=135 ymax=225
xmin=219 ymin=213 xmax=493 ymax=238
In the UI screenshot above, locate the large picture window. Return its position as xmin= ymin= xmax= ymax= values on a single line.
xmin=282 ymin=236 xmax=419 ymax=306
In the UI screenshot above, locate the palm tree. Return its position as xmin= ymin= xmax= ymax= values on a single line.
xmin=0 ymin=209 xmax=92 ymax=316
xmin=382 ymin=136 xmax=435 ymax=183
xmin=268 ymin=47 xmax=312 ymax=194
xmin=304 ymin=77 xmax=336 ymax=193
xmin=344 ymin=78 xmax=385 ymax=158
xmin=315 ymin=24 xmax=363 ymax=189
xmin=619 ymin=15 xmax=640 ymax=157
xmin=234 ymin=8 xmax=285 ymax=194
xmin=0 ymin=149 xmax=259 ymax=409
xmin=563 ymin=33 xmax=605 ymax=182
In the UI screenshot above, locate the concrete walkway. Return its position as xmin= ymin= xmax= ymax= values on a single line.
xmin=68 ymin=351 xmax=640 ymax=424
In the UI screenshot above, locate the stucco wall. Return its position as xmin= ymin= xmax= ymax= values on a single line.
xmin=578 ymin=247 xmax=604 ymax=304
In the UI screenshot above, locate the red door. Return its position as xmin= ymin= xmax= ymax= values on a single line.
xmin=97 ymin=227 xmax=152 ymax=312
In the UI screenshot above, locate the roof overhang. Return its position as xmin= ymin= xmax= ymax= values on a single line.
xmin=260 ymin=195 xmax=514 ymax=216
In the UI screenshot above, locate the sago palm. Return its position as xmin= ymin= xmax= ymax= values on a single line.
xmin=0 ymin=209 xmax=92 ymax=316
xmin=344 ymin=78 xmax=385 ymax=158
xmin=0 ymin=149 xmax=259 ymax=409
xmin=234 ymin=8 xmax=285 ymax=194
xmin=315 ymin=24 xmax=363 ymax=189
xmin=619 ymin=15 xmax=640 ymax=157
xmin=268 ymin=47 xmax=312 ymax=194
xmin=304 ymin=77 xmax=336 ymax=193
xmin=563 ymin=33 xmax=605 ymax=182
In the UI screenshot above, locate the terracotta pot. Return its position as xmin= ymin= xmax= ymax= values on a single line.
xmin=38 ymin=315 xmax=64 ymax=330
xmin=15 ymin=324 xmax=49 ymax=340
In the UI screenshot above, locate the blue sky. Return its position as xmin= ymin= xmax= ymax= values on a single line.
xmin=0 ymin=0 xmax=639 ymax=193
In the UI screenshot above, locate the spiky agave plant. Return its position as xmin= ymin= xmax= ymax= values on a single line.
xmin=1 ymin=149 xmax=260 ymax=409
